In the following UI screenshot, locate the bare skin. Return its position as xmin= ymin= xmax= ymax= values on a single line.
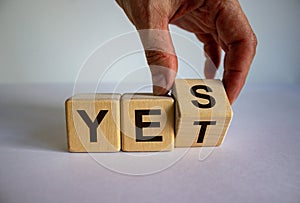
xmin=116 ymin=0 xmax=257 ymax=104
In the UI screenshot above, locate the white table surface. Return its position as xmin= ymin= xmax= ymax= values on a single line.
xmin=0 ymin=83 xmax=299 ymax=203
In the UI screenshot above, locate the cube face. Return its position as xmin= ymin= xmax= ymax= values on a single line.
xmin=121 ymin=94 xmax=174 ymax=152
xmin=65 ymin=94 xmax=121 ymax=152
xmin=172 ymin=79 xmax=233 ymax=147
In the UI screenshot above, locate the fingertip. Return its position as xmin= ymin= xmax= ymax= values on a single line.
xmin=222 ymin=76 xmax=244 ymax=105
xmin=153 ymin=85 xmax=169 ymax=96
xmin=150 ymin=63 xmax=177 ymax=96
xmin=222 ymin=82 xmax=235 ymax=105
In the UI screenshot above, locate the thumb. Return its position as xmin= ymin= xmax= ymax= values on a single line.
xmin=137 ymin=28 xmax=177 ymax=95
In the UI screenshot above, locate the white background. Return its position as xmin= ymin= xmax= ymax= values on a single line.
xmin=0 ymin=1 xmax=300 ymax=202
xmin=0 ymin=0 xmax=299 ymax=84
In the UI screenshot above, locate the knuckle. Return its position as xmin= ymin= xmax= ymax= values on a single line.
xmin=248 ymin=32 xmax=258 ymax=49
xmin=145 ymin=51 xmax=168 ymax=65
xmin=145 ymin=50 xmax=178 ymax=68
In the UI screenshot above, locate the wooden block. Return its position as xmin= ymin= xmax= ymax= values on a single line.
xmin=172 ymin=79 xmax=233 ymax=147
xmin=121 ymin=93 xmax=174 ymax=152
xmin=65 ymin=94 xmax=121 ymax=152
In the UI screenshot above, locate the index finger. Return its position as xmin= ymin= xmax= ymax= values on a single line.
xmin=216 ymin=0 xmax=257 ymax=104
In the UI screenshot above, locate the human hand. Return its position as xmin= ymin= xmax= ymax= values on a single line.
xmin=116 ymin=0 xmax=257 ymax=104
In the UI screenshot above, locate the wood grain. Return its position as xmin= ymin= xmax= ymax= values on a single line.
xmin=65 ymin=94 xmax=121 ymax=152
xmin=121 ymin=93 xmax=174 ymax=152
xmin=172 ymin=79 xmax=233 ymax=147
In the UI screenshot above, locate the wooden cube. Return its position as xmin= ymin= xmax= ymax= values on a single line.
xmin=172 ymin=79 xmax=233 ymax=147
xmin=121 ymin=93 xmax=174 ymax=152
xmin=65 ymin=94 xmax=121 ymax=152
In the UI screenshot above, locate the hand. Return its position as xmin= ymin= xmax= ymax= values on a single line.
xmin=116 ymin=0 xmax=257 ymax=104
